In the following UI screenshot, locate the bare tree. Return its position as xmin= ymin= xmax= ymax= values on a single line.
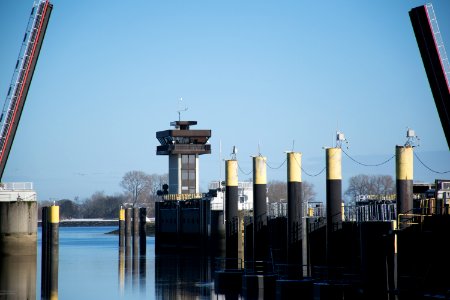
xmin=378 ymin=175 xmax=395 ymax=196
xmin=267 ymin=180 xmax=316 ymax=203
xmin=302 ymin=181 xmax=317 ymax=203
xmin=345 ymin=174 xmax=395 ymax=202
xmin=345 ymin=174 xmax=372 ymax=200
xmin=146 ymin=173 xmax=168 ymax=217
xmin=149 ymin=173 xmax=168 ymax=198
xmin=120 ymin=170 xmax=152 ymax=207
xmin=267 ymin=180 xmax=287 ymax=203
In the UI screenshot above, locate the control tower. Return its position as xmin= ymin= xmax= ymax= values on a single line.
xmin=156 ymin=121 xmax=211 ymax=195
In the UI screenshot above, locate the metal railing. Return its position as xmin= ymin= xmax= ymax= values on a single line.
xmin=162 ymin=193 xmax=204 ymax=201
xmin=268 ymin=202 xmax=287 ymax=217
xmin=0 ymin=191 xmax=36 ymax=202
xmin=0 ymin=182 xmax=34 ymax=190
xmin=426 ymin=3 xmax=450 ymax=91
xmin=156 ymin=144 xmax=211 ymax=154
xmin=345 ymin=203 xmax=397 ymax=222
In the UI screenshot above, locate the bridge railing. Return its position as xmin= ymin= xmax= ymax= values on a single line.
xmin=0 ymin=182 xmax=34 ymax=190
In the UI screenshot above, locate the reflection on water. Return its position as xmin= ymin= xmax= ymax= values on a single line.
xmin=118 ymin=247 xmax=147 ymax=297
xmin=0 ymin=227 xmax=239 ymax=299
xmin=38 ymin=226 xmax=151 ymax=300
xmin=0 ymin=254 xmax=36 ymax=300
xmin=139 ymin=255 xmax=146 ymax=295
xmin=155 ymin=253 xmax=213 ymax=299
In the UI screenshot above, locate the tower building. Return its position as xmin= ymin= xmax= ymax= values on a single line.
xmin=156 ymin=121 xmax=211 ymax=195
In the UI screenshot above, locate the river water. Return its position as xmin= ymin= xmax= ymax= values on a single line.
xmin=28 ymin=226 xmax=222 ymax=299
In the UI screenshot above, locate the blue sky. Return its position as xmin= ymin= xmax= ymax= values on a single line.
xmin=1 ymin=0 xmax=449 ymax=202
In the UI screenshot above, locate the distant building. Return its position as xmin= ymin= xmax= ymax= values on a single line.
xmin=209 ymin=181 xmax=253 ymax=211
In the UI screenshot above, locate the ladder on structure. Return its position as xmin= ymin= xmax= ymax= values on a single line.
xmin=0 ymin=0 xmax=52 ymax=179
xmin=425 ymin=3 xmax=450 ymax=93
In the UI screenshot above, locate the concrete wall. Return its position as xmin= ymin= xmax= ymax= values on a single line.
xmin=0 ymin=201 xmax=37 ymax=256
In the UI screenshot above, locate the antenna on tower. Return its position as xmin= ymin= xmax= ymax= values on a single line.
xmin=177 ymin=97 xmax=188 ymax=121
xmin=231 ymin=146 xmax=238 ymax=160
xmin=336 ymin=130 xmax=349 ymax=149
xmin=405 ymin=127 xmax=420 ymax=147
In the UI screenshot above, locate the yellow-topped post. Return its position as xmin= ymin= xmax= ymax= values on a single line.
xmin=119 ymin=207 xmax=125 ymax=248
xmin=326 ymin=147 xmax=342 ymax=267
xmin=287 ymin=152 xmax=302 ymax=266
xmin=252 ymin=156 xmax=268 ymax=262
xmin=46 ymin=205 xmax=59 ymax=300
xmin=225 ymin=159 xmax=239 ymax=268
xmin=396 ymin=146 xmax=414 ymax=217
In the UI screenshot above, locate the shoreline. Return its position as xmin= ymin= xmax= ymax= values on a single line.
xmin=37 ymin=219 xmax=156 ymax=235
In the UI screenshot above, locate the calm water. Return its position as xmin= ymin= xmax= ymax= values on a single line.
xmin=32 ymin=226 xmax=219 ymax=300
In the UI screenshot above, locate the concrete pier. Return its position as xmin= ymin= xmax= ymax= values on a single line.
xmin=0 ymin=191 xmax=38 ymax=300
xmin=0 ymin=201 xmax=37 ymax=256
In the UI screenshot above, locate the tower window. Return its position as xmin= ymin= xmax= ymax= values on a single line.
xmin=181 ymin=154 xmax=196 ymax=194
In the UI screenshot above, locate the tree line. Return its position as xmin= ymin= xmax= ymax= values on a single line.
xmin=38 ymin=171 xmax=167 ymax=220
xmin=344 ymin=174 xmax=395 ymax=202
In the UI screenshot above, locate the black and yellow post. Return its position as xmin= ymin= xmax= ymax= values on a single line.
xmin=48 ymin=205 xmax=59 ymax=300
xmin=253 ymin=156 xmax=268 ymax=267
xmin=41 ymin=206 xmax=49 ymax=300
xmin=119 ymin=207 xmax=125 ymax=248
xmin=396 ymin=145 xmax=413 ymax=222
xmin=326 ymin=147 xmax=342 ymax=269
xmin=225 ymin=159 xmax=239 ymax=269
xmin=287 ymin=152 xmax=302 ymax=269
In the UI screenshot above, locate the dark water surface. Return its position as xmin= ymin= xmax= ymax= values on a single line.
xmin=34 ymin=226 xmax=222 ymax=300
